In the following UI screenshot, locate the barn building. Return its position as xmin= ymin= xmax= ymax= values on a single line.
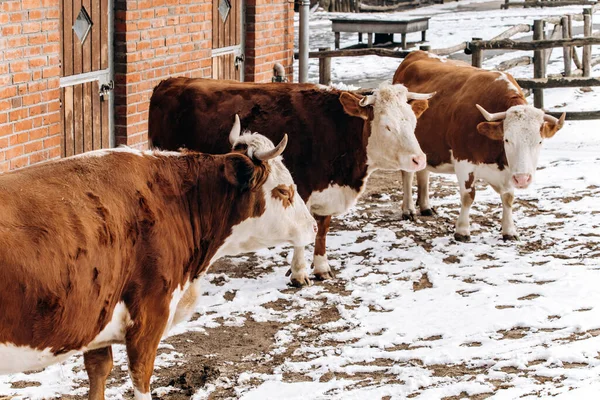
xmin=0 ymin=0 xmax=294 ymax=171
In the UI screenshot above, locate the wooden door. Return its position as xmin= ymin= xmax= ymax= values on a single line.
xmin=212 ymin=0 xmax=244 ymax=80
xmin=60 ymin=0 xmax=113 ymax=157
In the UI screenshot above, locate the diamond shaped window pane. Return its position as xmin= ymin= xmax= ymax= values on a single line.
xmin=73 ymin=6 xmax=93 ymax=44
xmin=218 ymin=0 xmax=231 ymax=23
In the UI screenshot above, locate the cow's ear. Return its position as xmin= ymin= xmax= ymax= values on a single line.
xmin=339 ymin=92 xmax=370 ymax=120
xmin=224 ymin=153 xmax=256 ymax=191
xmin=409 ymin=99 xmax=429 ymax=119
xmin=540 ymin=114 xmax=565 ymax=139
xmin=477 ymin=121 xmax=504 ymax=141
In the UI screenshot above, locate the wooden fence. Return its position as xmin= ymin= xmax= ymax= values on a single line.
xmin=294 ymin=7 xmax=600 ymax=120
xmin=468 ymin=8 xmax=600 ymax=119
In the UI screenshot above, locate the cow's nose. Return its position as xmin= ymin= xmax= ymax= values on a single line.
xmin=512 ymin=173 xmax=532 ymax=188
xmin=411 ymin=154 xmax=427 ymax=171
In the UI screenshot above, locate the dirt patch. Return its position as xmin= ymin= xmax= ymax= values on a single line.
xmin=413 ymin=273 xmax=433 ymax=291
xmin=518 ymin=294 xmax=540 ymax=301
xmin=498 ymin=328 xmax=529 ymax=340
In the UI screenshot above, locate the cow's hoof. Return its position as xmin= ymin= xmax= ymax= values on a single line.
xmin=288 ymin=272 xmax=312 ymax=287
xmin=454 ymin=233 xmax=471 ymax=242
xmin=502 ymin=234 xmax=519 ymax=241
xmin=314 ymin=269 xmax=335 ymax=281
xmin=420 ymin=208 xmax=436 ymax=217
xmin=402 ymin=211 xmax=416 ymax=221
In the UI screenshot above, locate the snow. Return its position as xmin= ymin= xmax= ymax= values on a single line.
xmin=2 ymin=0 xmax=600 ymax=398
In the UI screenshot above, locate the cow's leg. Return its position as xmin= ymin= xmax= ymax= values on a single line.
xmin=289 ymin=246 xmax=312 ymax=287
xmin=501 ymin=191 xmax=518 ymax=241
xmin=313 ymin=215 xmax=334 ymax=281
xmin=84 ymin=346 xmax=113 ymax=400
xmin=401 ymin=170 xmax=417 ymax=220
xmin=416 ymin=169 xmax=435 ymax=216
xmin=126 ymin=302 xmax=169 ymax=400
xmin=455 ymin=167 xmax=476 ymax=242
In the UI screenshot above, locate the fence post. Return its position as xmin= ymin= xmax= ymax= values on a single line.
xmin=319 ymin=47 xmax=331 ymax=85
xmin=471 ymin=37 xmax=483 ymax=68
xmin=567 ymin=14 xmax=582 ymax=70
xmin=561 ymin=16 xmax=572 ymax=77
xmin=533 ymin=19 xmax=545 ymax=109
xmin=583 ymin=8 xmax=592 ymax=77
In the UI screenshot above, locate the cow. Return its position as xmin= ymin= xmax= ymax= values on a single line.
xmin=148 ymin=78 xmax=435 ymax=287
xmin=393 ymin=51 xmax=565 ymax=241
xmin=0 ymin=121 xmax=316 ymax=400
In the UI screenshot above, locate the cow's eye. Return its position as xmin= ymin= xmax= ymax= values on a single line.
xmin=504 ymin=139 xmax=509 ymax=144
xmin=539 ymin=140 xmax=542 ymax=145
xmin=385 ymin=125 xmax=391 ymax=131
xmin=277 ymin=187 xmax=290 ymax=198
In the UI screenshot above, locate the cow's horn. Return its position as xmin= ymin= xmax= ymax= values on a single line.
xmin=254 ymin=134 xmax=288 ymax=161
xmin=476 ymin=104 xmax=507 ymax=122
xmin=407 ymin=91 xmax=436 ymax=100
xmin=229 ymin=114 xmax=241 ymax=145
xmin=544 ymin=112 xmax=565 ymax=127
xmin=359 ymin=95 xmax=376 ymax=107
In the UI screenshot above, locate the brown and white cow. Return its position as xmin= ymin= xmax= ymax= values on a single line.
xmin=393 ymin=51 xmax=565 ymax=241
xmin=0 ymin=124 xmax=316 ymax=399
xmin=148 ymin=78 xmax=434 ymax=286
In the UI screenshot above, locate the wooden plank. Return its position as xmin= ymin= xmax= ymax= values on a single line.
xmin=235 ymin=0 xmax=241 ymax=46
xmin=470 ymin=36 xmax=600 ymax=51
xmin=74 ymin=84 xmax=84 ymax=155
xmin=546 ymin=110 xmax=600 ymax=120
xmin=319 ymin=47 xmax=331 ymax=85
xmin=92 ymin=81 xmax=101 ymax=150
xmin=219 ymin=1 xmax=226 ymax=49
xmin=516 ymin=76 xmax=600 ymax=88
xmin=60 ymin=88 xmax=66 ymax=157
xmin=83 ymin=81 xmax=93 ymax=152
xmin=293 ymin=48 xmax=411 ymax=59
xmin=229 ymin=0 xmax=235 ymax=48
xmin=533 ymin=20 xmax=545 ymax=109
xmin=92 ymin=0 xmax=101 ymax=72
xmin=496 ymin=56 xmax=532 ymax=71
xmin=212 ymin=0 xmax=219 ymax=49
xmin=583 ymin=9 xmax=592 ymax=77
xmin=491 ymin=24 xmax=531 ymax=41
xmin=562 ymin=16 xmax=572 ymax=77
xmin=64 ymin=86 xmax=75 ymax=157
xmin=63 ymin=0 xmax=73 ymax=77
xmin=82 ymin=0 xmax=92 ymax=73
xmin=73 ymin=0 xmax=83 ymax=75
xmin=100 ymin=0 xmax=108 ymax=69
xmin=101 ymin=88 xmax=109 ymax=148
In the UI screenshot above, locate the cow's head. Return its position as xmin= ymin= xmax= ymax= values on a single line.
xmin=339 ymin=83 xmax=433 ymax=172
xmin=223 ymin=115 xmax=317 ymax=253
xmin=476 ymin=104 xmax=565 ymax=189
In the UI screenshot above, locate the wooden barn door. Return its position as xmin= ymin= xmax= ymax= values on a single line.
xmin=59 ymin=0 xmax=113 ymax=157
xmin=212 ymin=0 xmax=244 ymax=81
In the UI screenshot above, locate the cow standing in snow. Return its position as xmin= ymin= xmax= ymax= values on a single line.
xmin=148 ymin=78 xmax=434 ymax=286
xmin=0 ymin=122 xmax=316 ymax=399
xmin=393 ymin=51 xmax=565 ymax=241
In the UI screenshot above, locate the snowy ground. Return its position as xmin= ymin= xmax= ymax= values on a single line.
xmin=3 ymin=1 xmax=600 ymax=399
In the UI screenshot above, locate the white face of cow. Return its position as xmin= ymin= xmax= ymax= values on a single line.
xmin=221 ymin=117 xmax=317 ymax=256
xmin=476 ymin=104 xmax=565 ymax=189
xmin=339 ymin=83 xmax=432 ymax=172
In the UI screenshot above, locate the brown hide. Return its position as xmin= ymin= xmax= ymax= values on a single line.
xmin=393 ymin=51 xmax=527 ymax=169
xmin=148 ymin=78 xmax=371 ymax=202
xmin=0 ymin=150 xmax=266 ymax=355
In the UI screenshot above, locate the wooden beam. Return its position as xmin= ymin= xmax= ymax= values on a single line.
xmin=516 ymin=76 xmax=600 ymax=88
xmin=431 ymin=42 xmax=467 ymax=56
xmin=470 ymin=36 xmax=600 ymax=51
xmin=294 ymin=47 xmax=410 ymax=60
xmin=562 ymin=16 xmax=572 ymax=77
xmin=491 ymin=24 xmax=532 ymax=41
xmin=545 ymin=110 xmax=600 ymax=120
xmin=533 ymin=20 xmax=545 ymax=109
xmin=496 ymin=56 xmax=532 ymax=71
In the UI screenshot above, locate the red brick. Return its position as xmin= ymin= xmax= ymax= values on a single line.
xmin=10 ymin=155 xmax=29 ymax=169
xmin=43 ymin=135 xmax=61 ymax=148
xmin=25 ymin=140 xmax=43 ymax=153
xmin=6 ymin=146 xmax=24 ymax=159
xmin=23 ymin=22 xmax=41 ymax=34
xmin=14 ymin=119 xmax=32 ymax=132
xmin=30 ymin=150 xmax=50 ymax=164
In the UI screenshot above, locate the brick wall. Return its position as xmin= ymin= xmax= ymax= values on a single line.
xmin=113 ymin=0 xmax=213 ymax=149
xmin=0 ymin=0 xmax=62 ymax=172
xmin=245 ymin=0 xmax=294 ymax=83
